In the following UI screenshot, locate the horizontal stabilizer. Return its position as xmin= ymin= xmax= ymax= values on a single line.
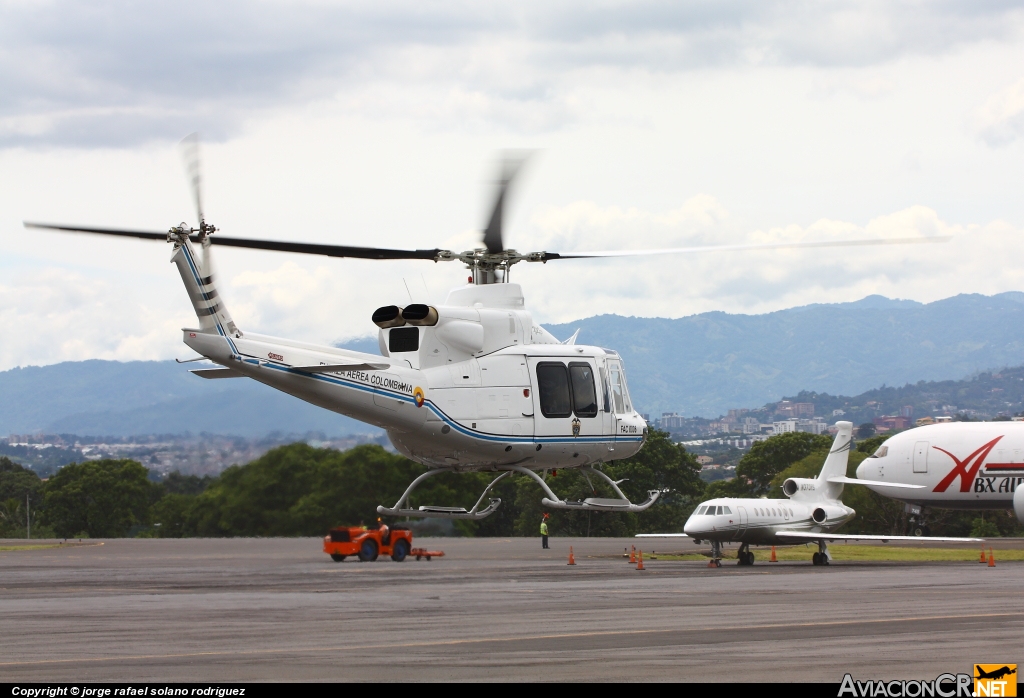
xmin=827 ymin=476 xmax=924 ymax=489
xmin=190 ymin=368 xmax=245 ymax=379
xmin=295 ymin=363 xmax=390 ymax=373
xmin=635 ymin=533 xmax=689 ymax=538
xmin=775 ymin=531 xmax=983 ymax=543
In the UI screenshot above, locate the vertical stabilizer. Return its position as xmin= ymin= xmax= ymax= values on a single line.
xmin=817 ymin=421 xmax=853 ymax=500
xmin=171 ymin=236 xmax=239 ymax=337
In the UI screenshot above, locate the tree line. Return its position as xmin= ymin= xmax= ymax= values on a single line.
xmin=2 ymin=429 xmax=1019 ymax=539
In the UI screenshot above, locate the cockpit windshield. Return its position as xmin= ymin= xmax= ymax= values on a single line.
xmin=695 ymin=505 xmax=731 ymax=515
xmin=871 ymin=445 xmax=888 ymax=458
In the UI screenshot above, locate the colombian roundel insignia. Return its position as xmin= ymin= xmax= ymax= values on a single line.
xmin=413 ymin=387 xmax=425 ymax=407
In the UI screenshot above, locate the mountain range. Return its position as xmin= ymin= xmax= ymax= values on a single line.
xmin=3 ymin=291 xmax=1024 ymax=436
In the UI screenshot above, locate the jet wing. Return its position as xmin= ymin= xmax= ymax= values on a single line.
xmin=294 ymin=363 xmax=390 ymax=372
xmin=827 ymin=476 xmax=924 ymax=489
xmin=190 ymin=368 xmax=246 ymax=379
xmin=775 ymin=531 xmax=983 ymax=543
xmin=634 ymin=533 xmax=689 ymax=538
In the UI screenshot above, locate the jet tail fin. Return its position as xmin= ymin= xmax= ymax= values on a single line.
xmin=816 ymin=421 xmax=853 ymax=499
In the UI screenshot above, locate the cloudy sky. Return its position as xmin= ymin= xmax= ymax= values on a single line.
xmin=2 ymin=1 xmax=1024 ymax=370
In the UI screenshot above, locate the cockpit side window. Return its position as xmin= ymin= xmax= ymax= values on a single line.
xmin=872 ymin=445 xmax=888 ymax=458
xmin=722 ymin=506 xmax=732 ymax=515
xmin=568 ymin=362 xmax=598 ymax=418
xmin=696 ymin=505 xmax=707 ymax=515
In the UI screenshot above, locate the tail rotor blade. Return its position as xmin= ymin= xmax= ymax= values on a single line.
xmin=482 ymin=152 xmax=531 ymax=255
xmin=180 ymin=133 xmax=204 ymax=226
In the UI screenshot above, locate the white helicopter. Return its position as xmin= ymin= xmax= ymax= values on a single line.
xmin=25 ymin=137 xmax=950 ymax=522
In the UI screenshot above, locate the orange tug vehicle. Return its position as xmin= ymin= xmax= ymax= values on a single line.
xmin=323 ymin=524 xmax=413 ymax=562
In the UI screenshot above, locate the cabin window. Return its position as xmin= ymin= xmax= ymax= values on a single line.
xmin=536 ymin=362 xmax=572 ymax=418
xmin=389 ymin=327 xmax=419 ymax=353
xmin=569 ymin=362 xmax=598 ymax=418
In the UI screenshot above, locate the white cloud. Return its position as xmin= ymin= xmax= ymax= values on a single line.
xmin=975 ymin=78 xmax=1024 ymax=146
xmin=2 ymin=1 xmax=1023 ymax=146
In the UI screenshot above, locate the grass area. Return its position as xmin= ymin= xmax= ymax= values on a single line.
xmin=645 ymin=545 xmax=1024 ymax=563
xmin=0 ymin=544 xmax=67 ymax=552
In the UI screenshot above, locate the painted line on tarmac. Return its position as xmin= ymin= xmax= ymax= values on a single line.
xmin=2 ymin=610 xmax=1023 ymax=667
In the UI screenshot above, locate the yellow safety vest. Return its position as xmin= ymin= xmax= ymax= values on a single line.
xmin=540 ymin=522 xmax=549 ymax=535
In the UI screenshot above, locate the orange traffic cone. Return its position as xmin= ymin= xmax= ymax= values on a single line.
xmin=769 ymin=546 xmax=778 ymax=563
xmin=568 ymin=546 xmax=576 ymax=566
xmin=636 ymin=550 xmax=645 ymax=571
xmin=980 ymin=546 xmax=987 ymax=563
xmin=988 ymin=547 xmax=996 ymax=567
xmin=629 ymin=546 xmax=636 ymax=564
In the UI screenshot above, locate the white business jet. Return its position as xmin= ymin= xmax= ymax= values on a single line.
xmin=856 ymin=422 xmax=1024 ymax=532
xmin=638 ymin=422 xmax=980 ymax=566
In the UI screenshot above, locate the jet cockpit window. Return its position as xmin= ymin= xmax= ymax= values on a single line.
xmin=607 ymin=359 xmax=632 ymax=414
xmin=536 ymin=362 xmax=572 ymax=418
xmin=721 ymin=506 xmax=732 ymax=515
xmin=872 ymin=445 xmax=888 ymax=458
xmin=696 ymin=505 xmax=707 ymax=515
xmin=568 ymin=362 xmax=598 ymax=418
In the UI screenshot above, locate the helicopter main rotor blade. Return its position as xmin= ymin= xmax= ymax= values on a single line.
xmin=541 ymin=235 xmax=952 ymax=260
xmin=482 ymin=153 xmax=531 ymax=255
xmin=24 ymin=222 xmax=168 ymax=241
xmin=24 ymin=222 xmax=442 ymax=260
xmin=180 ymin=133 xmax=204 ymax=226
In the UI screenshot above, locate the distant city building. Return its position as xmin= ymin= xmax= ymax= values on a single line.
xmin=873 ymin=415 xmax=911 ymax=431
xmin=696 ymin=455 xmax=713 ymax=465
xmin=660 ymin=413 xmax=687 ymax=429
xmin=899 ymin=405 xmax=914 ymax=418
xmin=773 ymin=419 xmax=798 ymax=434
xmin=832 ymin=409 xmax=846 ymax=417
xmin=776 ymin=401 xmax=814 ymax=417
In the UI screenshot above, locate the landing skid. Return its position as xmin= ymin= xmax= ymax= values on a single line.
xmin=376 ymin=470 xmax=509 ymax=520
xmin=376 ymin=463 xmax=662 ymax=520
xmin=512 ymin=465 xmax=663 ymax=513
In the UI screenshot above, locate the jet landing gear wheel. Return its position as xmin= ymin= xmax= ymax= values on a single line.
xmin=912 ymin=525 xmax=931 ymax=537
xmin=736 ymin=544 xmax=754 ymax=566
xmin=391 ymin=539 xmax=410 ymax=562
xmin=812 ymin=552 xmax=830 ymax=566
xmin=330 ymin=554 xmax=346 ymax=562
xmin=358 ymin=539 xmax=379 ymax=562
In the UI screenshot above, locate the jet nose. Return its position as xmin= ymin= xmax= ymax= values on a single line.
xmin=683 ymin=513 xmax=705 ymax=537
xmin=856 ymin=459 xmax=874 ymax=480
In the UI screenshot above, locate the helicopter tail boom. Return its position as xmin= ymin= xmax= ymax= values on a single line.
xmin=171 ymin=235 xmax=240 ymax=338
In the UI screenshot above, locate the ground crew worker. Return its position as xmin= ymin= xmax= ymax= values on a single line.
xmin=540 ymin=513 xmax=550 ymax=549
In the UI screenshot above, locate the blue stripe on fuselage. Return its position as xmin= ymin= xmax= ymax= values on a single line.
xmin=247 ymin=359 xmax=643 ymax=446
